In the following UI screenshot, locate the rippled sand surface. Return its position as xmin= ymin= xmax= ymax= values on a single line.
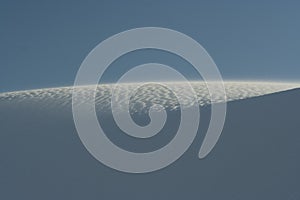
xmin=1 ymin=81 xmax=299 ymax=113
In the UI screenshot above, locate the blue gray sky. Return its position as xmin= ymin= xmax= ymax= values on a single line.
xmin=1 ymin=0 xmax=299 ymax=92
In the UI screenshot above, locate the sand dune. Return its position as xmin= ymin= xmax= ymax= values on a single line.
xmin=1 ymin=81 xmax=299 ymax=113
xmin=0 ymin=81 xmax=300 ymax=199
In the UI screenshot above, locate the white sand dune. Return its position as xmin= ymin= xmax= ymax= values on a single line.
xmin=1 ymin=81 xmax=300 ymax=199
xmin=1 ymin=81 xmax=300 ymax=113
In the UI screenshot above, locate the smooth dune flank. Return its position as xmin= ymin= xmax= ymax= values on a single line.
xmin=0 ymin=81 xmax=300 ymax=113
xmin=1 ymin=82 xmax=300 ymax=199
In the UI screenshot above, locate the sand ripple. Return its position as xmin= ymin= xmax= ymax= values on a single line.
xmin=0 ymin=81 xmax=299 ymax=113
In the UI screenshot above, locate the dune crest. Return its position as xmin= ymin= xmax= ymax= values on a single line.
xmin=0 ymin=81 xmax=299 ymax=113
